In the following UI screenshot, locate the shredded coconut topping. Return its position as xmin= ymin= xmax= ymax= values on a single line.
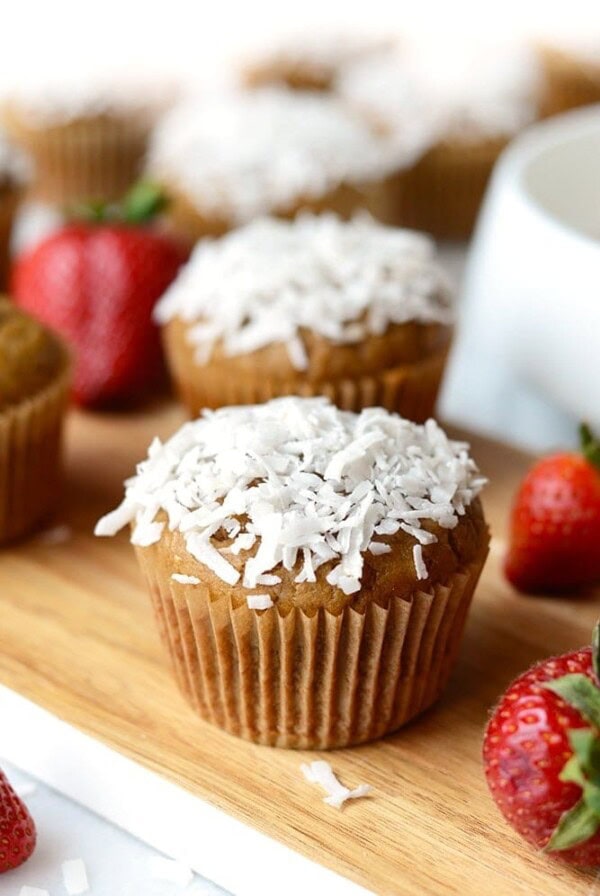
xmin=154 ymin=214 xmax=452 ymax=367
xmin=147 ymin=89 xmax=402 ymax=224
xmin=244 ymin=30 xmax=392 ymax=79
xmin=95 ymin=397 xmax=485 ymax=596
xmin=301 ymin=761 xmax=371 ymax=809
xmin=337 ymin=40 xmax=541 ymax=143
xmin=2 ymin=66 xmax=174 ymax=125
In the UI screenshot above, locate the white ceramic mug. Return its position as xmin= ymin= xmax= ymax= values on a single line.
xmin=441 ymin=105 xmax=600 ymax=452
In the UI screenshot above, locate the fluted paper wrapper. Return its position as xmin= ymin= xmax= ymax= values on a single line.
xmin=170 ymin=344 xmax=449 ymax=424
xmin=0 ymin=186 xmax=19 ymax=290
xmin=394 ymin=138 xmax=508 ymax=240
xmin=4 ymin=111 xmax=150 ymax=204
xmin=539 ymin=48 xmax=600 ymax=117
xmin=0 ymin=357 xmax=70 ymax=543
xmin=135 ymin=533 xmax=488 ymax=749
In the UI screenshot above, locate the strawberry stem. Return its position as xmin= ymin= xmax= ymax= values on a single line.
xmin=68 ymin=182 xmax=169 ymax=227
xmin=122 ymin=181 xmax=168 ymax=225
xmin=580 ymin=423 xmax=600 ymax=470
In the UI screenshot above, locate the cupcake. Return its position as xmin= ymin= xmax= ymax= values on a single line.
xmin=146 ymin=89 xmax=405 ymax=243
xmin=337 ymin=41 xmax=542 ymax=239
xmin=0 ymin=299 xmax=70 ymax=543
xmin=538 ymin=38 xmax=600 ymax=117
xmin=241 ymin=31 xmax=392 ymax=92
xmin=95 ymin=396 xmax=489 ymax=748
xmin=154 ymin=213 xmax=453 ymax=421
xmin=1 ymin=69 xmax=172 ymax=204
xmin=0 ymin=132 xmax=23 ymax=289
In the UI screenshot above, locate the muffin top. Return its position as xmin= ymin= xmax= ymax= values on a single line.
xmin=1 ymin=65 xmax=173 ymax=127
xmin=147 ymin=89 xmax=403 ymax=224
xmin=0 ymin=299 xmax=65 ymax=410
xmin=243 ymin=31 xmax=393 ymax=89
xmin=96 ymin=397 xmax=486 ymax=611
xmin=337 ymin=40 xmax=541 ymax=143
xmin=154 ymin=214 xmax=452 ymax=369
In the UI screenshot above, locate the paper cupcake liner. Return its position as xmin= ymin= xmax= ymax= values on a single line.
xmin=393 ymin=138 xmax=508 ymax=240
xmin=163 ymin=177 xmax=396 ymax=247
xmin=0 ymin=186 xmax=20 ymax=290
xmin=4 ymin=110 xmax=150 ymax=204
xmin=168 ymin=342 xmax=450 ymax=424
xmin=0 ymin=352 xmax=70 ymax=543
xmin=539 ymin=49 xmax=600 ymax=117
xmin=135 ymin=531 xmax=488 ymax=748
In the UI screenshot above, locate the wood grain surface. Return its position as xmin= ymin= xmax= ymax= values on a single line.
xmin=1 ymin=402 xmax=599 ymax=896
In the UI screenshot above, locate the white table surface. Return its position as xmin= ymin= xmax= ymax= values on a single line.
xmin=0 ymin=760 xmax=229 ymax=896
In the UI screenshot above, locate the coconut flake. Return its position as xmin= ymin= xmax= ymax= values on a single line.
xmin=368 ymin=541 xmax=391 ymax=555
xmin=148 ymin=856 xmax=193 ymax=887
xmin=62 ymin=858 xmax=89 ymax=895
xmin=246 ymin=593 xmax=274 ymax=610
xmin=94 ymin=499 xmax=135 ymax=536
xmin=171 ymin=573 xmax=201 ymax=585
xmin=301 ymin=761 xmax=372 ymax=809
xmin=95 ymin=397 xmax=485 ymax=599
xmin=154 ymin=214 xmax=452 ymax=369
xmin=413 ymin=543 xmax=428 ymax=580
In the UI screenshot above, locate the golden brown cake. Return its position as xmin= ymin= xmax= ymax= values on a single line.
xmin=154 ymin=214 xmax=453 ymax=421
xmin=146 ymin=89 xmax=402 ymax=244
xmin=539 ymin=44 xmax=600 ymax=117
xmin=0 ymin=299 xmax=70 ymax=542
xmin=337 ymin=41 xmax=543 ymax=239
xmin=95 ymin=396 xmax=489 ymax=748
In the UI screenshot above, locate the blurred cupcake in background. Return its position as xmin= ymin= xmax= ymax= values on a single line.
xmin=337 ymin=40 xmax=543 ymax=239
xmin=0 ymin=130 xmax=24 ymax=288
xmin=241 ymin=30 xmax=392 ymax=92
xmin=154 ymin=213 xmax=453 ymax=421
xmin=1 ymin=67 xmax=174 ymax=205
xmin=146 ymin=88 xmax=417 ymax=244
xmin=0 ymin=299 xmax=70 ymax=543
xmin=538 ymin=36 xmax=600 ymax=116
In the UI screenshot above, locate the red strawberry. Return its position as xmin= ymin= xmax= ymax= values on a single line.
xmin=12 ymin=183 xmax=187 ymax=408
xmin=0 ymin=769 xmax=36 ymax=872
xmin=505 ymin=424 xmax=600 ymax=593
xmin=484 ymin=623 xmax=600 ymax=864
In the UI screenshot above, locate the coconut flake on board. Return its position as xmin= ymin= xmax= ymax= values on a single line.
xmin=301 ymin=761 xmax=372 ymax=809
xmin=95 ymin=397 xmax=486 ymax=596
xmin=62 ymin=858 xmax=89 ymax=895
xmin=171 ymin=573 xmax=201 ymax=585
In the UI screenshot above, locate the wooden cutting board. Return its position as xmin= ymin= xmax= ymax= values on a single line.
xmin=0 ymin=402 xmax=598 ymax=896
